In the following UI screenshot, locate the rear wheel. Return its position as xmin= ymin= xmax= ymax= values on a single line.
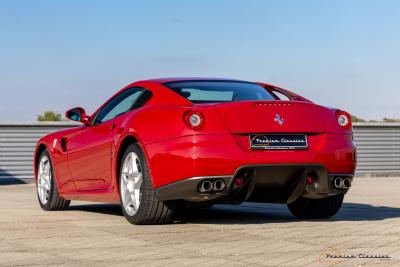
xmin=36 ymin=150 xmax=70 ymax=210
xmin=119 ymin=144 xmax=175 ymax=225
xmin=287 ymin=194 xmax=344 ymax=219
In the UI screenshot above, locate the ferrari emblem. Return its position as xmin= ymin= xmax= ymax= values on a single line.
xmin=274 ymin=114 xmax=284 ymax=126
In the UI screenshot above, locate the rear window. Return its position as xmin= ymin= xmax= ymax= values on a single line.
xmin=164 ymin=81 xmax=275 ymax=103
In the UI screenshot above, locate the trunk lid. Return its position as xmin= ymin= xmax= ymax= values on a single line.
xmin=214 ymin=101 xmax=326 ymax=133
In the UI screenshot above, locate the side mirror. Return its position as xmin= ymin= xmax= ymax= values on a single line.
xmin=65 ymin=107 xmax=91 ymax=125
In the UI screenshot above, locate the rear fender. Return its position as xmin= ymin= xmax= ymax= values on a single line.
xmin=325 ymin=108 xmax=353 ymax=135
xmin=123 ymin=104 xmax=229 ymax=145
xmin=113 ymin=131 xmax=147 ymax=188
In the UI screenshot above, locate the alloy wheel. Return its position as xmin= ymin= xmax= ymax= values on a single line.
xmin=37 ymin=155 xmax=51 ymax=205
xmin=120 ymin=152 xmax=143 ymax=216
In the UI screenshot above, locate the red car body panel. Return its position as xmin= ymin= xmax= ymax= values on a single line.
xmin=34 ymin=78 xmax=356 ymax=204
xmin=146 ymin=132 xmax=355 ymax=188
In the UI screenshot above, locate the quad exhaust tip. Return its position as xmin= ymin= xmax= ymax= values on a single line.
xmin=212 ymin=179 xmax=226 ymax=191
xmin=343 ymin=178 xmax=352 ymax=189
xmin=198 ymin=179 xmax=226 ymax=193
xmin=198 ymin=180 xmax=213 ymax=193
xmin=333 ymin=177 xmax=352 ymax=190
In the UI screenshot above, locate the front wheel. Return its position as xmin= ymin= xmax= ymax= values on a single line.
xmin=287 ymin=194 xmax=344 ymax=219
xmin=119 ymin=144 xmax=175 ymax=225
xmin=36 ymin=150 xmax=70 ymax=210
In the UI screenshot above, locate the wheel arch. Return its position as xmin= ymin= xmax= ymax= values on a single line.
xmin=34 ymin=143 xmax=48 ymax=180
xmin=115 ymin=134 xmax=147 ymax=191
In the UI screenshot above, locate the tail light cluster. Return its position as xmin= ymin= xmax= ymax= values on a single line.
xmin=183 ymin=110 xmax=204 ymax=130
xmin=183 ymin=109 xmax=351 ymax=130
xmin=335 ymin=110 xmax=351 ymax=129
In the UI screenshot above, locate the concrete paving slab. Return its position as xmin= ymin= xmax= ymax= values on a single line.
xmin=0 ymin=177 xmax=399 ymax=266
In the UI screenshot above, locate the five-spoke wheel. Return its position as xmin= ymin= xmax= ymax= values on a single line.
xmin=37 ymin=155 xmax=51 ymax=205
xmin=36 ymin=149 xmax=70 ymax=210
xmin=119 ymin=144 xmax=175 ymax=224
xmin=120 ymin=152 xmax=143 ymax=216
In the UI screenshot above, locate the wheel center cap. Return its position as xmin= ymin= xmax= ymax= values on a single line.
xmin=127 ymin=181 xmax=134 ymax=192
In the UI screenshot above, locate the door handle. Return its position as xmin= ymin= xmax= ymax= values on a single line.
xmin=111 ymin=123 xmax=123 ymax=134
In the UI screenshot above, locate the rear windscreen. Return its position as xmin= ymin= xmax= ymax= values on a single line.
xmin=164 ymin=81 xmax=275 ymax=103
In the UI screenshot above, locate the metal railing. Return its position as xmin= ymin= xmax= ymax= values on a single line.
xmin=0 ymin=122 xmax=399 ymax=182
xmin=353 ymin=123 xmax=400 ymax=176
xmin=0 ymin=122 xmax=78 ymax=181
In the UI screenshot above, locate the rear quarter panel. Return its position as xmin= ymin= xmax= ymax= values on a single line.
xmin=122 ymin=104 xmax=229 ymax=145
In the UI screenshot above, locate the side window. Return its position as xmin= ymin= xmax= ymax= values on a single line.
xmin=272 ymin=91 xmax=291 ymax=101
xmin=94 ymin=87 xmax=150 ymax=125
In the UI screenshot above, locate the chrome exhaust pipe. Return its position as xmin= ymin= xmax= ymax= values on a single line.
xmin=333 ymin=177 xmax=344 ymax=189
xmin=212 ymin=179 xmax=226 ymax=192
xmin=198 ymin=180 xmax=213 ymax=193
xmin=343 ymin=178 xmax=352 ymax=189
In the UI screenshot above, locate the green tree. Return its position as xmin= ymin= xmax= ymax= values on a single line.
xmin=350 ymin=115 xmax=366 ymax=123
xmin=37 ymin=111 xmax=62 ymax=122
xmin=383 ymin=117 xmax=400 ymax=123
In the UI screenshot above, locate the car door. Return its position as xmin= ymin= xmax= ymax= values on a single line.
xmin=65 ymin=87 xmax=147 ymax=191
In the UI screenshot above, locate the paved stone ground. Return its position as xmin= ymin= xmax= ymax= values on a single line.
xmin=0 ymin=177 xmax=400 ymax=267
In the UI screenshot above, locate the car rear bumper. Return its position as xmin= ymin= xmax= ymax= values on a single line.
xmin=145 ymin=132 xmax=356 ymax=189
xmin=156 ymin=164 xmax=353 ymax=203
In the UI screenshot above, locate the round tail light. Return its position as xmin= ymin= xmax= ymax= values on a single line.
xmin=335 ymin=111 xmax=351 ymax=129
xmin=183 ymin=110 xmax=204 ymax=130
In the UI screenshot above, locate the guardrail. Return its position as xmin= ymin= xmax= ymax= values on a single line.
xmin=0 ymin=122 xmax=399 ymax=182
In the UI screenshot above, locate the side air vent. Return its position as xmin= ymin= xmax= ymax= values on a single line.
xmin=60 ymin=137 xmax=68 ymax=152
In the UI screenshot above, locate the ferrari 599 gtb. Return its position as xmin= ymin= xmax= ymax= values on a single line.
xmin=34 ymin=78 xmax=356 ymax=224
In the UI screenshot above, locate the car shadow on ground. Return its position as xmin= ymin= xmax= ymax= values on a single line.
xmin=0 ymin=169 xmax=28 ymax=186
xmin=68 ymin=202 xmax=400 ymax=224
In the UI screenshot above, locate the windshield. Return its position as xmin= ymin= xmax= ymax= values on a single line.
xmin=164 ymin=81 xmax=275 ymax=103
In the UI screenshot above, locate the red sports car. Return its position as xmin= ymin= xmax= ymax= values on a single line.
xmin=34 ymin=78 xmax=356 ymax=224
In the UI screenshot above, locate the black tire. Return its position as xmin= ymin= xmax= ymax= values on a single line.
xmin=287 ymin=194 xmax=344 ymax=219
xmin=119 ymin=143 xmax=176 ymax=225
xmin=36 ymin=150 xmax=70 ymax=211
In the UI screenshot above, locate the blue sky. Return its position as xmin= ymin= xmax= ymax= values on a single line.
xmin=0 ymin=0 xmax=399 ymax=121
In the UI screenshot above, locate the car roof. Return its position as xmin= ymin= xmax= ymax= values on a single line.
xmin=139 ymin=77 xmax=250 ymax=84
